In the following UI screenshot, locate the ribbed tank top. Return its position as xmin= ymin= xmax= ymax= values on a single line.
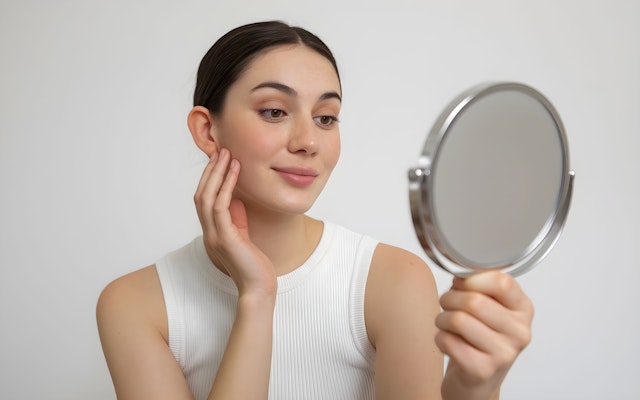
xmin=155 ymin=221 xmax=378 ymax=400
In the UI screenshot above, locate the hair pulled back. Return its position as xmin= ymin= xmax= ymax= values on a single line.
xmin=194 ymin=21 xmax=340 ymax=114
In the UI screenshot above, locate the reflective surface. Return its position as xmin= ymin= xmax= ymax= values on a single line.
xmin=409 ymin=82 xmax=574 ymax=276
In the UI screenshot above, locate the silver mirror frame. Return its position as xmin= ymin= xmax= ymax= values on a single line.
xmin=408 ymin=82 xmax=575 ymax=277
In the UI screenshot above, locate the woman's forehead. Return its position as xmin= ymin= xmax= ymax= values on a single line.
xmin=236 ymin=45 xmax=341 ymax=96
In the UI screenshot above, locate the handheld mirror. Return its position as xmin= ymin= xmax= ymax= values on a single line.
xmin=408 ymin=82 xmax=574 ymax=276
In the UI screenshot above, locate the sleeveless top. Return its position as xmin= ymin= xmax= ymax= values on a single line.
xmin=155 ymin=221 xmax=378 ymax=400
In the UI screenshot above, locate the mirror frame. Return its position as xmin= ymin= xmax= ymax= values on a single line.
xmin=408 ymin=82 xmax=575 ymax=276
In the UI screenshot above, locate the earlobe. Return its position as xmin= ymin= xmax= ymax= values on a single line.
xmin=187 ymin=106 xmax=218 ymax=156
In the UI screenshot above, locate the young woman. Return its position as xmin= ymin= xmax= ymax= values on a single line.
xmin=97 ymin=21 xmax=533 ymax=400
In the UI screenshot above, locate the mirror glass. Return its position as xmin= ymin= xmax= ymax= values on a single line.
xmin=408 ymin=82 xmax=574 ymax=276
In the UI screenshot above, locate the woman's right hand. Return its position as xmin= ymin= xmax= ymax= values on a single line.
xmin=195 ymin=148 xmax=277 ymax=398
xmin=194 ymin=148 xmax=277 ymax=298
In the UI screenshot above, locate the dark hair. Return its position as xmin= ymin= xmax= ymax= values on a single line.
xmin=193 ymin=21 xmax=341 ymax=114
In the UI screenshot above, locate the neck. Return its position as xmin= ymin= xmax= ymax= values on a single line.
xmin=243 ymin=208 xmax=323 ymax=276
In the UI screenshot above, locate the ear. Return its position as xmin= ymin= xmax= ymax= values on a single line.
xmin=187 ymin=106 xmax=219 ymax=156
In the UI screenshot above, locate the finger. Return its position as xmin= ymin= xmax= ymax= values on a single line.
xmin=435 ymin=309 xmax=505 ymax=355
xmin=211 ymin=157 xmax=240 ymax=234
xmin=453 ymin=272 xmax=533 ymax=314
xmin=194 ymin=151 xmax=218 ymax=204
xmin=195 ymin=150 xmax=231 ymax=238
xmin=439 ymin=289 xmax=526 ymax=338
xmin=435 ymin=329 xmax=494 ymax=380
xmin=194 ymin=151 xmax=219 ymax=229
xmin=199 ymin=149 xmax=231 ymax=215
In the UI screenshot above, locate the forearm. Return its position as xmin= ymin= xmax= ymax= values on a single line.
xmin=207 ymin=294 xmax=276 ymax=400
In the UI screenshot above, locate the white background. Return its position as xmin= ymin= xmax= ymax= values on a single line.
xmin=1 ymin=1 xmax=638 ymax=399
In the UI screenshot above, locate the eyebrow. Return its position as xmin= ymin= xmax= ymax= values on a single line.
xmin=251 ymin=81 xmax=342 ymax=103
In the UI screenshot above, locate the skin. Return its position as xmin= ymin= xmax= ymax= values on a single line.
xmin=97 ymin=44 xmax=534 ymax=400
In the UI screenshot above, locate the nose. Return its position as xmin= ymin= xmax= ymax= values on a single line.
xmin=288 ymin=117 xmax=318 ymax=155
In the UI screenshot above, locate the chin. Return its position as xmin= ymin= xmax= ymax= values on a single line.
xmin=234 ymin=191 xmax=317 ymax=216
xmin=270 ymin=198 xmax=316 ymax=216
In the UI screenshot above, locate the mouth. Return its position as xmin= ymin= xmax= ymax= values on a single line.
xmin=272 ymin=167 xmax=319 ymax=187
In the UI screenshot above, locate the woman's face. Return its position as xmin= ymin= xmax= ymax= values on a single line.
xmin=210 ymin=44 xmax=342 ymax=215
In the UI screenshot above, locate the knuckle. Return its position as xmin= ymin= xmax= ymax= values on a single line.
xmin=524 ymin=297 xmax=535 ymax=318
xmin=448 ymin=310 xmax=469 ymax=330
xmin=194 ymin=190 xmax=211 ymax=208
xmin=516 ymin=324 xmax=533 ymax=349
xmin=465 ymin=292 xmax=486 ymax=315
xmin=212 ymin=201 xmax=227 ymax=215
xmin=496 ymin=272 xmax=515 ymax=292
xmin=496 ymin=345 xmax=518 ymax=369
xmin=439 ymin=291 xmax=453 ymax=308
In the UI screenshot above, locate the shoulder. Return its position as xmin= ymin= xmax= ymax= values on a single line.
xmin=365 ymin=243 xmax=440 ymax=345
xmin=96 ymin=267 xmax=195 ymax=397
xmin=96 ymin=265 xmax=167 ymax=342
xmin=364 ymin=243 xmax=444 ymax=397
xmin=370 ymin=243 xmax=429 ymax=272
xmin=368 ymin=243 xmax=438 ymax=297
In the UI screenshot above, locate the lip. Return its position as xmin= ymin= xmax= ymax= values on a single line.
xmin=273 ymin=167 xmax=319 ymax=187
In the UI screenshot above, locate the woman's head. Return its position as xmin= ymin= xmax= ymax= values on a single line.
xmin=194 ymin=20 xmax=341 ymax=115
xmin=188 ymin=22 xmax=342 ymax=216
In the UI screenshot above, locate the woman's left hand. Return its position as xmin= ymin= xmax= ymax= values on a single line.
xmin=436 ymin=271 xmax=534 ymax=400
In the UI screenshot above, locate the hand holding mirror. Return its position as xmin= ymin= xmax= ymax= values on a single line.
xmin=408 ymin=82 xmax=574 ymax=276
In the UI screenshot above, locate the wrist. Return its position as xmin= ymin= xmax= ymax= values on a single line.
xmin=441 ymin=375 xmax=502 ymax=400
xmin=237 ymin=290 xmax=277 ymax=314
xmin=233 ymin=273 xmax=278 ymax=301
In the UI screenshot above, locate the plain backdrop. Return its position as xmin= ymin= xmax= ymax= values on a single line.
xmin=1 ymin=1 xmax=638 ymax=399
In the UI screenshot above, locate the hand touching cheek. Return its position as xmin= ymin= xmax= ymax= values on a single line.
xmin=194 ymin=148 xmax=277 ymax=298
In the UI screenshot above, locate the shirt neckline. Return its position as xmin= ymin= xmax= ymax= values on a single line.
xmin=191 ymin=221 xmax=336 ymax=295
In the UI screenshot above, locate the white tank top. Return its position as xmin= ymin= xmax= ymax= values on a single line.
xmin=155 ymin=221 xmax=378 ymax=400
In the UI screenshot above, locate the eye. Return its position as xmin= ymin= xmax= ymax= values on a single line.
xmin=259 ymin=108 xmax=286 ymax=121
xmin=314 ymin=115 xmax=339 ymax=127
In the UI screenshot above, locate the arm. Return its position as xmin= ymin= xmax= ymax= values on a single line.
xmin=365 ymin=244 xmax=443 ymax=399
xmin=436 ymin=272 xmax=534 ymax=400
xmin=97 ymin=266 xmax=275 ymax=400
xmin=98 ymin=149 xmax=276 ymax=399
xmin=208 ymin=291 xmax=274 ymax=399
xmin=97 ymin=266 xmax=195 ymax=400
xmin=365 ymin=245 xmax=533 ymax=400
xmin=195 ymin=148 xmax=277 ymax=399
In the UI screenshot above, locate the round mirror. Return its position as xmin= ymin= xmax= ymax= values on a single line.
xmin=408 ymin=82 xmax=574 ymax=276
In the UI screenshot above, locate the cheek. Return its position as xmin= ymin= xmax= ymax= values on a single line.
xmin=216 ymin=118 xmax=274 ymax=157
xmin=326 ymin=135 xmax=341 ymax=170
xmin=231 ymin=155 xmax=263 ymax=199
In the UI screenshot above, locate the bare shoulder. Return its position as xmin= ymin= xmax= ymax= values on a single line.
xmin=96 ymin=265 xmax=167 ymax=342
xmin=365 ymin=243 xmax=440 ymax=345
xmin=97 ymin=265 xmax=192 ymax=398
xmin=365 ymin=243 xmax=444 ymax=398
xmin=368 ymin=243 xmax=438 ymax=300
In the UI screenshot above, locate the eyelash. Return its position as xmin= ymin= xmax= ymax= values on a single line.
xmin=258 ymin=109 xmax=339 ymax=128
xmin=314 ymin=115 xmax=339 ymax=127
xmin=259 ymin=108 xmax=286 ymax=120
